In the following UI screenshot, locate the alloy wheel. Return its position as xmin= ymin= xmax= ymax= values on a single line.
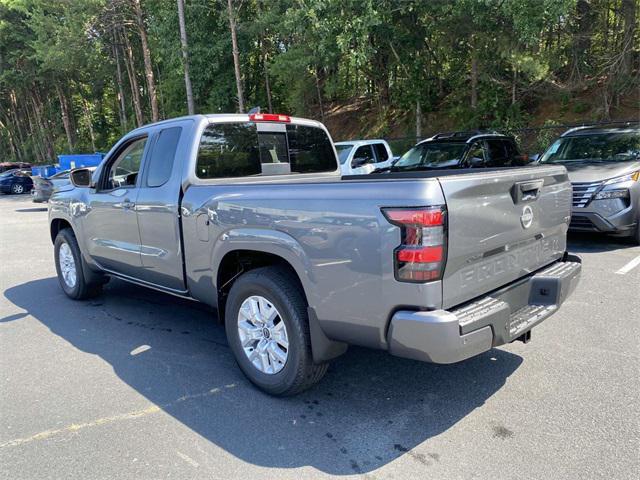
xmin=237 ymin=295 xmax=289 ymax=374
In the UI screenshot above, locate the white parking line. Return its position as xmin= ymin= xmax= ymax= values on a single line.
xmin=615 ymin=254 xmax=640 ymax=275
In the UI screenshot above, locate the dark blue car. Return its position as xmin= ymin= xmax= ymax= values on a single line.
xmin=0 ymin=169 xmax=33 ymax=195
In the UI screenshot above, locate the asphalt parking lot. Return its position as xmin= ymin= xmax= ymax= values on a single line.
xmin=1 ymin=194 xmax=638 ymax=480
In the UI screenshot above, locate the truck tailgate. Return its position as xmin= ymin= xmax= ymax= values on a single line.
xmin=438 ymin=165 xmax=572 ymax=309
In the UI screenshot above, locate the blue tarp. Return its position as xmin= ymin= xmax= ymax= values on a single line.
xmin=58 ymin=153 xmax=104 ymax=171
xmin=31 ymin=165 xmax=58 ymax=177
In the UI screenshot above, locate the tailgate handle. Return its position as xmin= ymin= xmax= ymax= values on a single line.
xmin=512 ymin=180 xmax=544 ymax=203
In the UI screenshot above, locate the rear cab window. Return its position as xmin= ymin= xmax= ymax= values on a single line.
xmin=196 ymin=121 xmax=337 ymax=179
xmin=372 ymin=143 xmax=389 ymax=162
xmin=485 ymin=139 xmax=509 ymax=166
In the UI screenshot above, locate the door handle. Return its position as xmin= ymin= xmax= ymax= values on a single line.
xmin=114 ymin=199 xmax=136 ymax=210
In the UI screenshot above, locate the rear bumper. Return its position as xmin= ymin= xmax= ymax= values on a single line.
xmin=387 ymin=254 xmax=581 ymax=364
xmin=31 ymin=188 xmax=50 ymax=202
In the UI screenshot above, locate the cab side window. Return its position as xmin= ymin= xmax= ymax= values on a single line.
xmin=103 ymin=137 xmax=148 ymax=190
xmin=466 ymin=142 xmax=486 ymax=167
xmin=372 ymin=143 xmax=389 ymax=162
xmin=503 ymin=139 xmax=525 ymax=165
xmin=352 ymin=145 xmax=375 ymax=168
xmin=146 ymin=127 xmax=182 ymax=187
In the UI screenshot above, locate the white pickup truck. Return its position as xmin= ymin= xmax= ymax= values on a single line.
xmin=335 ymin=139 xmax=395 ymax=175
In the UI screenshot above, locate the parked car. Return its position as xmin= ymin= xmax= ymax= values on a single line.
xmin=0 ymin=161 xmax=31 ymax=173
xmin=0 ymin=169 xmax=33 ymax=194
xmin=335 ymin=139 xmax=394 ymax=175
xmin=49 ymin=113 xmax=580 ymax=396
xmin=375 ymin=131 xmax=528 ymax=173
xmin=32 ymin=169 xmax=96 ymax=203
xmin=538 ymin=124 xmax=639 ymax=244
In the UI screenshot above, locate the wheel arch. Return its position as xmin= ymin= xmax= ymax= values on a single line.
xmin=212 ymin=229 xmax=347 ymax=364
xmin=50 ymin=217 xmax=73 ymax=243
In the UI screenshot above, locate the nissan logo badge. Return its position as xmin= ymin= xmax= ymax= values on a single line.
xmin=521 ymin=205 xmax=534 ymax=229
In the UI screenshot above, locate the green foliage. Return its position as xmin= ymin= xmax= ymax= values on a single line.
xmin=0 ymin=0 xmax=637 ymax=163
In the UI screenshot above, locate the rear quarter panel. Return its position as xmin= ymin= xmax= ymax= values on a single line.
xmin=182 ymin=178 xmax=446 ymax=349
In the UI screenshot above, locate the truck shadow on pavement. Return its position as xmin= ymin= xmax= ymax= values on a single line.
xmin=5 ymin=277 xmax=522 ymax=475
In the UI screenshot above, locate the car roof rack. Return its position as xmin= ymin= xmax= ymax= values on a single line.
xmin=432 ymin=130 xmax=502 ymax=140
xmin=561 ymin=121 xmax=640 ymax=137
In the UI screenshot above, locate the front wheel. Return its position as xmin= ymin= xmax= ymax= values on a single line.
xmin=10 ymin=183 xmax=24 ymax=194
xmin=54 ymin=228 xmax=104 ymax=300
xmin=225 ymin=266 xmax=328 ymax=396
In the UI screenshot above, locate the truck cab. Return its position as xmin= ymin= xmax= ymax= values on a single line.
xmin=335 ymin=139 xmax=394 ymax=175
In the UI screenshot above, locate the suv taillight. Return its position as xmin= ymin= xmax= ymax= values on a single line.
xmin=382 ymin=206 xmax=447 ymax=283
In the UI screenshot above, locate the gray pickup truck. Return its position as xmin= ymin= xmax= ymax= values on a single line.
xmin=49 ymin=113 xmax=581 ymax=395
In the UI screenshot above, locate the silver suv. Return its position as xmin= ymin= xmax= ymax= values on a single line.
xmin=539 ymin=124 xmax=640 ymax=244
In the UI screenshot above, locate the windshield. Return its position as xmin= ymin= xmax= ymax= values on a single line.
xmin=392 ymin=142 xmax=467 ymax=170
xmin=0 ymin=170 xmax=17 ymax=178
xmin=335 ymin=144 xmax=354 ymax=164
xmin=540 ymin=132 xmax=640 ymax=163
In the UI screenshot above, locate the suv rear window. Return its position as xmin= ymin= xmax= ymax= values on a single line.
xmin=196 ymin=122 xmax=336 ymax=179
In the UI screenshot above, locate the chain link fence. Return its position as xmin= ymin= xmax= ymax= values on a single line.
xmin=382 ymin=119 xmax=639 ymax=158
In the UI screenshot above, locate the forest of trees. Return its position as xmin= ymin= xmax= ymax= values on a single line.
xmin=0 ymin=0 xmax=638 ymax=164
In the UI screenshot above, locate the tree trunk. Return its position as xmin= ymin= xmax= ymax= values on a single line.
xmin=24 ymin=98 xmax=46 ymax=164
xmin=470 ymin=48 xmax=478 ymax=110
xmin=227 ymin=0 xmax=245 ymax=113
xmin=112 ymin=40 xmax=128 ymax=132
xmin=81 ymin=97 xmax=97 ymax=152
xmin=9 ymin=90 xmax=25 ymax=150
xmin=264 ymin=58 xmax=273 ymax=113
xmin=131 ymin=0 xmax=159 ymax=122
xmin=0 ymin=117 xmax=20 ymax=161
xmin=56 ymin=84 xmax=75 ymax=152
xmin=416 ymin=101 xmax=422 ymax=139
xmin=177 ymin=0 xmax=195 ymax=114
xmin=570 ymin=0 xmax=595 ymax=85
xmin=511 ymin=66 xmax=518 ymax=105
xmin=314 ymin=69 xmax=324 ymax=121
xmin=32 ymin=90 xmax=56 ymax=162
xmin=262 ymin=39 xmax=273 ymax=113
xmin=621 ymin=0 xmax=637 ymax=77
xmin=121 ymin=28 xmax=144 ymax=127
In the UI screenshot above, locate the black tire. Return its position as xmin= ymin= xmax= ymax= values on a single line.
xmin=225 ymin=266 xmax=328 ymax=396
xmin=54 ymin=228 xmax=104 ymax=300
xmin=10 ymin=183 xmax=24 ymax=194
xmin=634 ymin=218 xmax=640 ymax=245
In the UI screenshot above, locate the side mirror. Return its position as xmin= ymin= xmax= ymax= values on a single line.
xmin=70 ymin=168 xmax=93 ymax=188
xmin=469 ymin=156 xmax=485 ymax=167
xmin=529 ymin=153 xmax=540 ymax=162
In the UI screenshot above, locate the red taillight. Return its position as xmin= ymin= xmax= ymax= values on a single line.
xmin=382 ymin=206 xmax=447 ymax=283
xmin=382 ymin=208 xmax=443 ymax=227
xmin=396 ymin=246 xmax=443 ymax=263
xmin=249 ymin=113 xmax=291 ymax=123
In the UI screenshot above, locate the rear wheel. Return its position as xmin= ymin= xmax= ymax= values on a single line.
xmin=10 ymin=183 xmax=24 ymax=194
xmin=54 ymin=229 xmax=104 ymax=300
xmin=225 ymin=266 xmax=328 ymax=396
